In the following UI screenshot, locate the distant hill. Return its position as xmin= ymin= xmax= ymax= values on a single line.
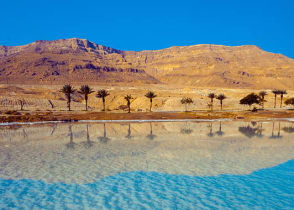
xmin=1 ymin=38 xmax=294 ymax=89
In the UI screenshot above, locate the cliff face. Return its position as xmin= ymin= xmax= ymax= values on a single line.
xmin=1 ymin=38 xmax=294 ymax=89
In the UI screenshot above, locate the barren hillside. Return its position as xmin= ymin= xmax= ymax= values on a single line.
xmin=1 ymin=38 xmax=294 ymax=89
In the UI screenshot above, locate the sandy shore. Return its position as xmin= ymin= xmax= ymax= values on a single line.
xmin=1 ymin=110 xmax=294 ymax=123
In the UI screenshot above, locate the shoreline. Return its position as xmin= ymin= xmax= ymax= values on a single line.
xmin=1 ymin=110 xmax=294 ymax=124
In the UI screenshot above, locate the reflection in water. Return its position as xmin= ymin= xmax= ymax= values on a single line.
xmin=238 ymin=122 xmax=265 ymax=139
xmin=66 ymin=124 xmax=75 ymax=149
xmin=98 ymin=123 xmax=110 ymax=143
xmin=216 ymin=121 xmax=224 ymax=137
xmin=1 ymin=120 xmax=294 ymax=184
xmin=256 ymin=122 xmax=264 ymax=138
xmin=181 ymin=122 xmax=193 ymax=135
xmin=146 ymin=122 xmax=156 ymax=140
xmin=125 ymin=123 xmax=133 ymax=139
xmin=270 ymin=122 xmax=283 ymax=139
xmin=22 ymin=128 xmax=28 ymax=140
xmin=207 ymin=123 xmax=214 ymax=137
xmin=50 ymin=124 xmax=57 ymax=136
xmin=283 ymin=123 xmax=294 ymax=133
xmin=82 ymin=124 xmax=94 ymax=148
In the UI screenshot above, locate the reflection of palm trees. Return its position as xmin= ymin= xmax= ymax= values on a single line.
xmin=98 ymin=123 xmax=110 ymax=143
xmin=207 ymin=123 xmax=214 ymax=137
xmin=216 ymin=121 xmax=224 ymax=137
xmin=66 ymin=125 xmax=75 ymax=149
xmin=238 ymin=125 xmax=260 ymax=138
xmin=22 ymin=128 xmax=28 ymax=140
xmin=83 ymin=124 xmax=94 ymax=148
xmin=256 ymin=122 xmax=264 ymax=138
xmin=251 ymin=121 xmax=257 ymax=127
xmin=181 ymin=122 xmax=193 ymax=135
xmin=125 ymin=123 xmax=133 ymax=139
xmin=50 ymin=124 xmax=57 ymax=136
xmin=146 ymin=122 xmax=157 ymax=140
xmin=282 ymin=123 xmax=294 ymax=133
xmin=270 ymin=122 xmax=283 ymax=139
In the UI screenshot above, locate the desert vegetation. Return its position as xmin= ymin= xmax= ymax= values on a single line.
xmin=208 ymin=93 xmax=215 ymax=111
xmin=181 ymin=97 xmax=194 ymax=112
xmin=60 ymin=84 xmax=76 ymax=111
xmin=240 ymin=93 xmax=261 ymax=111
xmin=216 ymin=94 xmax=226 ymax=110
xmin=259 ymin=91 xmax=267 ymax=109
xmin=96 ymin=89 xmax=110 ymax=112
xmin=124 ymin=95 xmax=134 ymax=113
xmin=3 ymin=84 xmax=294 ymax=119
xmin=78 ymin=85 xmax=94 ymax=111
xmin=145 ymin=91 xmax=157 ymax=112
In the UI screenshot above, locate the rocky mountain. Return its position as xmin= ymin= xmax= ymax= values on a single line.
xmin=1 ymin=38 xmax=294 ymax=89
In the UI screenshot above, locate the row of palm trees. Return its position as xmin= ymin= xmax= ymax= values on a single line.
xmin=61 ymin=84 xmax=293 ymax=112
xmin=61 ymin=84 xmax=157 ymax=112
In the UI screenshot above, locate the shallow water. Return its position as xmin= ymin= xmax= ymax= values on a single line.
xmin=0 ymin=120 xmax=294 ymax=209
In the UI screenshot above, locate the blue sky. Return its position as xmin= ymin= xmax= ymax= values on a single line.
xmin=1 ymin=0 xmax=294 ymax=58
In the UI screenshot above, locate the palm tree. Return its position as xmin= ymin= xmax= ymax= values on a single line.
xmin=124 ymin=95 xmax=133 ymax=113
xmin=78 ymin=85 xmax=94 ymax=111
xmin=96 ymin=89 xmax=110 ymax=111
xmin=60 ymin=84 xmax=76 ymax=111
xmin=145 ymin=91 xmax=157 ymax=112
xmin=280 ymin=90 xmax=287 ymax=108
xmin=259 ymin=91 xmax=267 ymax=109
xmin=181 ymin=97 xmax=193 ymax=112
xmin=272 ymin=90 xmax=280 ymax=108
xmin=216 ymin=94 xmax=226 ymax=110
xmin=208 ymin=93 xmax=215 ymax=111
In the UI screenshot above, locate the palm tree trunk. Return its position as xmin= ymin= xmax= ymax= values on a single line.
xmin=85 ymin=97 xmax=88 ymax=111
xmin=150 ymin=99 xmax=152 ymax=112
xmin=103 ymin=97 xmax=106 ymax=111
xmin=280 ymin=94 xmax=283 ymax=108
xmin=128 ymin=102 xmax=131 ymax=113
xmin=274 ymin=94 xmax=277 ymax=108
xmin=220 ymin=100 xmax=223 ymax=110
xmin=211 ymin=99 xmax=213 ymax=111
xmin=68 ymin=96 xmax=71 ymax=111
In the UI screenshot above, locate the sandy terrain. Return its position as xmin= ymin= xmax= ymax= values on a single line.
xmin=0 ymin=84 xmax=293 ymax=123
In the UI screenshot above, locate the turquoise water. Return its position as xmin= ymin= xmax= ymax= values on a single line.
xmin=0 ymin=121 xmax=294 ymax=209
xmin=1 ymin=161 xmax=294 ymax=209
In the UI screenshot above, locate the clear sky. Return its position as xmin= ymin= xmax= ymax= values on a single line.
xmin=1 ymin=0 xmax=294 ymax=58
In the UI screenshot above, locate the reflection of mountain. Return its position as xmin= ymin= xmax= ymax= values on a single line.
xmin=1 ymin=121 xmax=294 ymax=183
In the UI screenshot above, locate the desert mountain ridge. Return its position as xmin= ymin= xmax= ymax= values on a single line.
xmin=1 ymin=38 xmax=294 ymax=89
